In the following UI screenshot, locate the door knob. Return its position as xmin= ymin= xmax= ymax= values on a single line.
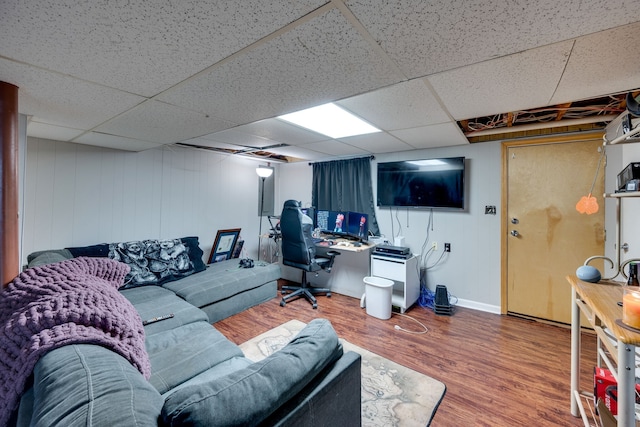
xmin=510 ymin=230 xmax=519 ymax=237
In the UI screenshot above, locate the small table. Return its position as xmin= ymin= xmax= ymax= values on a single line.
xmin=567 ymin=276 xmax=640 ymax=426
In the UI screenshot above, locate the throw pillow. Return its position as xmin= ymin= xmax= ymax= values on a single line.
xmin=110 ymin=236 xmax=206 ymax=288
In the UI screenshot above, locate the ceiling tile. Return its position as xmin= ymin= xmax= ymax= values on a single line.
xmin=233 ymin=119 xmax=327 ymax=145
xmin=337 ymin=132 xmax=415 ymax=154
xmin=301 ymin=140 xmax=368 ymax=157
xmin=73 ymin=132 xmax=164 ymax=151
xmin=345 ymin=0 xmax=639 ymax=78
xmin=551 ymin=21 xmax=640 ymax=104
xmin=180 ymin=137 xmax=249 ymax=151
xmin=266 ymin=144 xmax=330 ymax=161
xmin=27 ymin=121 xmax=85 ymax=142
xmin=427 ymin=41 xmax=574 ymax=120
xmin=94 ymin=100 xmax=235 ymax=144
xmin=336 ymin=79 xmax=451 ymax=130
xmin=200 ymin=129 xmax=277 ymax=149
xmin=0 ymin=0 xmax=327 ymax=96
xmin=157 ymin=8 xmax=402 ymax=125
xmin=0 ymin=58 xmax=145 ymax=129
xmin=390 ymin=122 xmax=468 ymax=149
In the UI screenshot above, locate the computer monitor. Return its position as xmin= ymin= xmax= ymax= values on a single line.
xmin=300 ymin=207 xmax=316 ymax=226
xmin=346 ymin=211 xmax=368 ymax=241
xmin=315 ymin=210 xmax=348 ymax=236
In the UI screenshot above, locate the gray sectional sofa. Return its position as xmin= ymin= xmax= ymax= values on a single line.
xmin=4 ymin=238 xmax=362 ymax=426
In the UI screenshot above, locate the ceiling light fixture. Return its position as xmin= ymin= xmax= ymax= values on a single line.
xmin=278 ymin=103 xmax=381 ymax=139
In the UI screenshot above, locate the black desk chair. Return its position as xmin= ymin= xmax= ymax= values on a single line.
xmin=279 ymin=200 xmax=339 ymax=309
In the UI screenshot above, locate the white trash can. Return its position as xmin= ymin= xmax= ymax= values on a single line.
xmin=362 ymin=276 xmax=394 ymax=320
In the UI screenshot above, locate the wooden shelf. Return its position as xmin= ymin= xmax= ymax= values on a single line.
xmin=604 ymin=191 xmax=640 ymax=198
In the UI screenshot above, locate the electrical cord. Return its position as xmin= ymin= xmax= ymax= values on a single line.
xmin=393 ymin=312 xmax=428 ymax=334
xmin=418 ymin=286 xmax=435 ymax=309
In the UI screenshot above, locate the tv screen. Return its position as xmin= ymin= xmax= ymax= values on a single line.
xmin=377 ymin=157 xmax=465 ymax=209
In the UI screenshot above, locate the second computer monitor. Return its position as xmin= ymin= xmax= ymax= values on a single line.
xmin=346 ymin=211 xmax=368 ymax=240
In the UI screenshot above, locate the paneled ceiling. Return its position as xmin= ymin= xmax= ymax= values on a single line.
xmin=1 ymin=1 xmax=639 ymax=162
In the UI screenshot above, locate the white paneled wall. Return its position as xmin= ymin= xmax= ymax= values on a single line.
xmin=21 ymin=138 xmax=262 ymax=266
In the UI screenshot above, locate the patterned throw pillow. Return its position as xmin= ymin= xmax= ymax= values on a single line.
xmin=108 ymin=237 xmax=205 ymax=288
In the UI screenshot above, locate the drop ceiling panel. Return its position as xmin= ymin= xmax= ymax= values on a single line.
xmin=233 ymin=119 xmax=327 ymax=146
xmin=74 ymin=132 xmax=164 ymax=151
xmin=390 ymin=122 xmax=468 ymax=149
xmin=300 ymin=140 xmax=368 ymax=157
xmin=27 ymin=122 xmax=85 ymax=142
xmin=266 ymin=144 xmax=330 ymax=161
xmin=336 ymin=79 xmax=451 ymax=130
xmin=94 ymin=100 xmax=235 ymax=144
xmin=345 ymin=0 xmax=639 ymax=78
xmin=0 ymin=0 xmax=327 ymax=96
xmin=0 ymin=58 xmax=145 ymax=130
xmin=551 ymin=21 xmax=640 ymax=105
xmin=181 ymin=137 xmax=249 ymax=151
xmin=157 ymin=8 xmax=402 ymax=125
xmin=336 ymin=132 xmax=415 ymax=154
xmin=427 ymin=41 xmax=573 ymax=120
xmin=200 ymin=129 xmax=277 ymax=149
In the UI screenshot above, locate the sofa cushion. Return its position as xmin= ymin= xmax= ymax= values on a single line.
xmin=145 ymin=321 xmax=244 ymax=394
xmin=162 ymin=258 xmax=280 ymax=308
xmin=26 ymin=249 xmax=73 ymax=268
xmin=29 ymin=344 xmax=163 ymax=427
xmin=162 ymin=356 xmax=253 ymax=398
xmin=161 ymin=319 xmax=343 ymax=426
xmin=66 ymin=243 xmax=110 ymax=258
xmin=120 ymin=286 xmax=209 ymax=335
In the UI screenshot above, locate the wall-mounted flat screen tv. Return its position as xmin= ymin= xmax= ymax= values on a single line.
xmin=377 ymin=157 xmax=465 ymax=209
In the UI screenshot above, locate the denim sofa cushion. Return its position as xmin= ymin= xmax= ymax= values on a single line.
xmin=28 ymin=344 xmax=163 ymax=427
xmin=161 ymin=319 xmax=343 ymax=426
xmin=145 ymin=321 xmax=244 ymax=394
xmin=120 ymin=285 xmax=209 ymax=335
xmin=162 ymin=258 xmax=280 ymax=308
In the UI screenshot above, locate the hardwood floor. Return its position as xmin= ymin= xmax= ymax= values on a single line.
xmin=214 ymin=284 xmax=597 ymax=426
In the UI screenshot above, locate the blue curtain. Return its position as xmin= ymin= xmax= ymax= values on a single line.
xmin=311 ymin=156 xmax=379 ymax=235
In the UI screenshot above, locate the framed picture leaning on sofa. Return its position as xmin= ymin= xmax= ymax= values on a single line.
xmin=208 ymin=228 xmax=241 ymax=264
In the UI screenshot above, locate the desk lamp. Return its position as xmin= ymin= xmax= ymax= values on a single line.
xmin=256 ymin=165 xmax=273 ymax=261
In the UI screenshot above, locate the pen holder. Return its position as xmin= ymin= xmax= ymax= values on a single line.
xmin=622 ymin=287 xmax=640 ymax=329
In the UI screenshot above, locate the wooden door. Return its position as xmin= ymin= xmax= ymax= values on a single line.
xmin=506 ymin=138 xmax=605 ymax=324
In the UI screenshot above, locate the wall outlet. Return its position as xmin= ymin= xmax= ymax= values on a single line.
xmin=485 ymin=205 xmax=497 ymax=215
xmin=444 ymin=243 xmax=451 ymax=252
xmin=432 ymin=242 xmax=437 ymax=251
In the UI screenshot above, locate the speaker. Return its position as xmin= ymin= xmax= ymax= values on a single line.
xmin=434 ymin=285 xmax=453 ymax=315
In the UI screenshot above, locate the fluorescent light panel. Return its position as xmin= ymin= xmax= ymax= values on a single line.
xmin=278 ymin=103 xmax=381 ymax=138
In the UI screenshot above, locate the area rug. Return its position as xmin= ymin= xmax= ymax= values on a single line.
xmin=239 ymin=320 xmax=446 ymax=427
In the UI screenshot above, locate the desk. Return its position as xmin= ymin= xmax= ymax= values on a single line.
xmin=309 ymin=239 xmax=375 ymax=299
xmin=568 ymin=276 xmax=640 ymax=426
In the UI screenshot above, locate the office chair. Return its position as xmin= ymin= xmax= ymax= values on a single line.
xmin=279 ymin=200 xmax=339 ymax=309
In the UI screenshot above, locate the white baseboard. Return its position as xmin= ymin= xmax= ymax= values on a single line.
xmin=454 ymin=298 xmax=501 ymax=315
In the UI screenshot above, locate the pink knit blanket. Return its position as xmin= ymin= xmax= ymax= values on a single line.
xmin=0 ymin=257 xmax=151 ymax=426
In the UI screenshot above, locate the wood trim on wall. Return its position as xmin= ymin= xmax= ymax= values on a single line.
xmin=499 ymin=131 xmax=604 ymax=314
xmin=1 ymin=81 xmax=19 ymax=287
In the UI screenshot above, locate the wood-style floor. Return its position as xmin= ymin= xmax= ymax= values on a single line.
xmin=214 ymin=283 xmax=598 ymax=426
